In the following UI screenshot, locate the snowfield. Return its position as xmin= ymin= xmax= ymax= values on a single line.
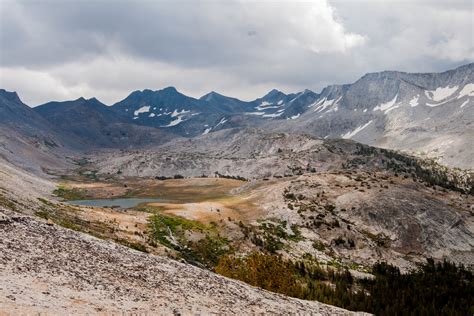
xmin=425 ymin=85 xmax=458 ymax=102
xmin=341 ymin=120 xmax=373 ymax=139
xmin=373 ymin=95 xmax=398 ymax=113
xmin=134 ymin=105 xmax=150 ymax=116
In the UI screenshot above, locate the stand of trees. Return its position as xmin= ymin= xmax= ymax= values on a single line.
xmin=216 ymin=253 xmax=473 ymax=315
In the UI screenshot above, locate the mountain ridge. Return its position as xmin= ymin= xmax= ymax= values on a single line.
xmin=2 ymin=62 xmax=473 ymax=169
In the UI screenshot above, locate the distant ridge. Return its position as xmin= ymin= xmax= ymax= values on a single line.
xmin=1 ymin=62 xmax=472 ymax=168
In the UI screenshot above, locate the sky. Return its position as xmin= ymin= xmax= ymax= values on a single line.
xmin=0 ymin=0 xmax=473 ymax=106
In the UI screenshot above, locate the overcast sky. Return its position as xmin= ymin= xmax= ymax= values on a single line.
xmin=0 ymin=0 xmax=472 ymax=106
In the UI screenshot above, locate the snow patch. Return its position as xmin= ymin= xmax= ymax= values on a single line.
xmin=425 ymin=98 xmax=455 ymax=107
xmin=313 ymin=98 xmax=335 ymax=113
xmin=460 ymin=100 xmax=469 ymax=108
xmin=263 ymin=112 xmax=283 ymax=118
xmin=341 ymin=120 xmax=373 ymax=139
xmin=326 ymin=106 xmax=338 ymax=113
xmin=260 ymin=105 xmax=281 ymax=110
xmin=149 ymin=113 xmax=156 ymax=117
xmin=288 ymin=113 xmax=301 ymax=120
xmin=215 ymin=117 xmax=228 ymax=128
xmin=245 ymin=112 xmax=265 ymax=116
xmin=277 ymin=100 xmax=284 ymax=105
xmin=202 ymin=127 xmax=212 ymax=135
xmin=255 ymin=101 xmax=273 ymax=110
xmin=425 ymin=85 xmax=458 ymax=102
xmin=385 ymin=104 xmax=400 ymax=114
xmin=309 ymin=97 xmax=325 ymax=108
xmin=134 ymin=106 xmax=150 ymax=116
xmin=457 ymin=83 xmax=474 ymax=98
xmin=162 ymin=116 xmax=185 ymax=127
xmin=373 ymin=95 xmax=398 ymax=113
xmin=161 ymin=109 xmax=191 ymax=127
xmin=256 ymin=101 xmax=284 ymax=111
xmin=171 ymin=109 xmax=190 ymax=117
xmin=409 ymin=95 xmax=419 ymax=107
xmin=289 ymin=93 xmax=302 ymax=103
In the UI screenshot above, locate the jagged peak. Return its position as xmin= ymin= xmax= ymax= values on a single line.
xmin=262 ymin=89 xmax=286 ymax=99
xmin=64 ymin=96 xmax=106 ymax=107
xmin=128 ymin=87 xmax=179 ymax=96
xmin=302 ymin=88 xmax=317 ymax=95
xmin=200 ymin=91 xmax=226 ymax=101
xmin=0 ymin=89 xmax=22 ymax=103
xmin=160 ymin=86 xmax=179 ymax=93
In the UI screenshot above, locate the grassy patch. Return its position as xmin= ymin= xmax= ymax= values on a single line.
xmin=362 ymin=229 xmax=390 ymax=247
xmin=53 ymin=184 xmax=88 ymax=200
xmin=0 ymin=193 xmax=18 ymax=211
xmin=312 ymin=240 xmax=326 ymax=251
xmin=288 ymin=224 xmax=304 ymax=242
xmin=182 ymin=235 xmax=231 ymax=268
xmin=148 ymin=211 xmax=231 ymax=268
xmin=239 ymin=219 xmax=304 ymax=254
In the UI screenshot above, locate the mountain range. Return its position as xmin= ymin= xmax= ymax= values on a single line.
xmin=1 ymin=63 xmax=473 ymax=171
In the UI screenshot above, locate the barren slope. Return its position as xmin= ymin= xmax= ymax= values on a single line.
xmin=0 ymin=208 xmax=361 ymax=315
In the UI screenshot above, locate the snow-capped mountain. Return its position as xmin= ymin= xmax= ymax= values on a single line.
xmin=273 ymin=63 xmax=474 ymax=169
xmin=34 ymin=97 xmax=176 ymax=148
xmin=4 ymin=63 xmax=472 ymax=169
xmin=247 ymin=89 xmax=319 ymax=120
xmin=110 ymin=86 xmax=318 ymax=136
xmin=111 ymin=87 xmax=254 ymax=137
xmin=111 ymin=63 xmax=471 ymax=168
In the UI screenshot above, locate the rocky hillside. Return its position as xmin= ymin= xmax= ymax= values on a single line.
xmin=0 ymin=206 xmax=356 ymax=314
xmin=90 ymin=128 xmax=473 ymax=192
xmin=273 ymin=63 xmax=474 ymax=169
xmin=0 ymin=211 xmax=358 ymax=315
xmin=0 ymin=89 xmax=73 ymax=173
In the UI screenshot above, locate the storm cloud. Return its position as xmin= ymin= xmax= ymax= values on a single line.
xmin=0 ymin=0 xmax=472 ymax=105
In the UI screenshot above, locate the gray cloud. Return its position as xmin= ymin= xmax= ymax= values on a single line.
xmin=0 ymin=0 xmax=472 ymax=105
